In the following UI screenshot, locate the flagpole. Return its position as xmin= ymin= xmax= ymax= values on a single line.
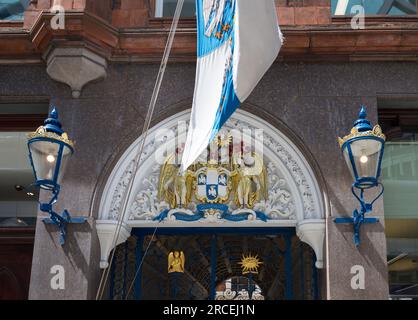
xmin=95 ymin=0 xmax=185 ymax=300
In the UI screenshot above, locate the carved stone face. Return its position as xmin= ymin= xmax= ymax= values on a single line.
xmin=174 ymin=251 xmax=180 ymax=258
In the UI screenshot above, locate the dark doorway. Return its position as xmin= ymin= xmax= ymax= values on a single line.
xmin=108 ymin=227 xmax=320 ymax=300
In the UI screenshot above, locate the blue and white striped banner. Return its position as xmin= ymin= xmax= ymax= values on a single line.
xmin=181 ymin=0 xmax=283 ymax=170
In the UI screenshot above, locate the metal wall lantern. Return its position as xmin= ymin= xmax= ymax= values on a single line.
xmin=335 ymin=106 xmax=386 ymax=246
xmin=27 ymin=107 xmax=87 ymax=245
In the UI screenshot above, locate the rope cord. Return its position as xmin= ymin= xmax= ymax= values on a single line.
xmin=124 ymin=219 xmax=161 ymax=299
xmin=95 ymin=0 xmax=185 ymax=300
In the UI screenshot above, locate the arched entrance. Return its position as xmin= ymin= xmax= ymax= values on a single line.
xmin=109 ymin=228 xmax=319 ymax=300
xmin=96 ymin=108 xmax=326 ymax=300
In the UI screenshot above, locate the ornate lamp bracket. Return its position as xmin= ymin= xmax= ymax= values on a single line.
xmin=334 ymin=182 xmax=384 ymax=246
xmin=40 ymin=189 xmax=87 ymax=245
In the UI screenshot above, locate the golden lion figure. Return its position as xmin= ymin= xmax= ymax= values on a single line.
xmin=158 ymin=154 xmax=194 ymax=208
xmin=232 ymin=153 xmax=268 ymax=209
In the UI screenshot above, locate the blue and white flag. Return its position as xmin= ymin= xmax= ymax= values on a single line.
xmin=181 ymin=0 xmax=283 ymax=170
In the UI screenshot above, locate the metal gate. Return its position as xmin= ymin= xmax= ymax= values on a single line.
xmin=108 ymin=227 xmax=319 ymax=300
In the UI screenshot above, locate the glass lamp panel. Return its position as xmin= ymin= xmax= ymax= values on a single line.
xmin=349 ymin=138 xmax=383 ymax=179
xmin=343 ymin=146 xmax=356 ymax=181
xmin=29 ymin=140 xmax=60 ymax=183
xmin=57 ymin=143 xmax=72 ymax=184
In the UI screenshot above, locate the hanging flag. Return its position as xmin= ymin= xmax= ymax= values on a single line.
xmin=181 ymin=0 xmax=283 ymax=171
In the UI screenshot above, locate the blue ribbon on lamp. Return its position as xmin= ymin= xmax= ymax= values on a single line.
xmin=27 ymin=107 xmax=87 ymax=245
xmin=335 ymin=106 xmax=386 ymax=246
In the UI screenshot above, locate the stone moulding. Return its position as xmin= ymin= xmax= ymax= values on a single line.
xmin=96 ymin=220 xmax=132 ymax=269
xmin=96 ymin=109 xmax=327 ymax=269
xmin=3 ymin=12 xmax=418 ymax=63
xmin=296 ymin=219 xmax=326 ymax=268
xmin=43 ymin=46 xmax=107 ymax=98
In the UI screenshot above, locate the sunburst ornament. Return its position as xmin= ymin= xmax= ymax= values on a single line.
xmin=239 ymin=253 xmax=263 ymax=275
xmin=215 ymin=132 xmax=233 ymax=147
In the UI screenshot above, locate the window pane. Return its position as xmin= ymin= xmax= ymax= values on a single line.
xmin=0 ymin=132 xmax=39 ymax=227
xmin=332 ymin=0 xmax=417 ymax=16
xmin=0 ymin=0 xmax=30 ymax=21
xmin=379 ymin=107 xmax=418 ymax=300
xmin=0 ymin=102 xmax=47 ymax=227
xmin=382 ymin=141 xmax=418 ymax=219
xmin=156 ymin=0 xmax=196 ymax=18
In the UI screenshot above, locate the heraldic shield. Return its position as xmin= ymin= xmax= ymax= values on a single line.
xmin=157 ymin=133 xmax=268 ymax=222
xmin=195 ymin=167 xmax=231 ymax=203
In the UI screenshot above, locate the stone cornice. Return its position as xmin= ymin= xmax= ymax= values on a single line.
xmin=2 ymin=11 xmax=418 ymax=64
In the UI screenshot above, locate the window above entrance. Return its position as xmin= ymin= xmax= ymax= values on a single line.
xmin=332 ymin=0 xmax=418 ymax=16
xmin=155 ymin=0 xmax=196 ymax=18
xmin=0 ymin=0 xmax=29 ymax=21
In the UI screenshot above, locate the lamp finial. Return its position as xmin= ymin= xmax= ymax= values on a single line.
xmin=353 ymin=106 xmax=372 ymax=132
xmin=359 ymin=106 xmax=367 ymax=119
xmin=50 ymin=107 xmax=58 ymax=119
xmin=44 ymin=106 xmax=63 ymax=135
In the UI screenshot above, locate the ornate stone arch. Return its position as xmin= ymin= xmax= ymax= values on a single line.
xmin=96 ymin=108 xmax=326 ymax=269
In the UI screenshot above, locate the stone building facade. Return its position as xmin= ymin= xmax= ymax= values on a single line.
xmin=2 ymin=0 xmax=418 ymax=300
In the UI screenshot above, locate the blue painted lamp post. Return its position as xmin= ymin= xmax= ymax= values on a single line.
xmin=27 ymin=107 xmax=87 ymax=245
xmin=335 ymin=106 xmax=386 ymax=246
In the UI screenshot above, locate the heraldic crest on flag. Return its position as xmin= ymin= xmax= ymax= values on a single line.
xmin=181 ymin=0 xmax=283 ymax=171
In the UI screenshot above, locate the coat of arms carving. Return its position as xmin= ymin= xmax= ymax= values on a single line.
xmin=157 ymin=135 xmax=269 ymax=222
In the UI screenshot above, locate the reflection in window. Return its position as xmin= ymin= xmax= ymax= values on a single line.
xmin=0 ymin=0 xmax=30 ymax=21
xmin=381 ymin=140 xmax=418 ymax=219
xmin=380 ymin=113 xmax=418 ymax=220
xmin=0 ymin=132 xmax=39 ymax=227
xmin=332 ymin=0 xmax=417 ymax=16
xmin=0 ymin=103 xmax=48 ymax=227
xmin=155 ymin=0 xmax=196 ymax=18
xmin=379 ymin=107 xmax=418 ymax=300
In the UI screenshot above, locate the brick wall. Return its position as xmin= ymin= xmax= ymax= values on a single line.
xmin=30 ymin=0 xmax=86 ymax=10
xmin=23 ymin=0 xmax=112 ymax=28
xmin=276 ymin=0 xmax=331 ymax=26
xmin=19 ymin=0 xmax=332 ymax=30
xmin=111 ymin=0 xmax=150 ymax=28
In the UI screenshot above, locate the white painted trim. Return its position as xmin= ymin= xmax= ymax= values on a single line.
xmin=96 ymin=220 xmax=132 ymax=268
xmin=155 ymin=0 xmax=164 ymax=17
xmin=126 ymin=219 xmax=298 ymax=228
xmin=296 ymin=219 xmax=326 ymax=268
